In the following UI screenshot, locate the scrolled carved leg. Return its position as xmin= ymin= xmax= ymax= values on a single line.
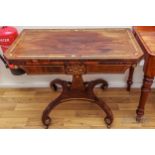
xmin=95 ymin=98 xmax=113 ymax=128
xmin=101 ymin=81 xmax=108 ymax=90
xmin=50 ymin=80 xmax=72 ymax=91
xmin=51 ymin=83 xmax=58 ymax=91
xmin=87 ymin=79 xmax=108 ymax=91
xmin=86 ymin=79 xmax=113 ymax=128
xmin=136 ymin=76 xmax=154 ymax=122
xmin=127 ymin=66 xmax=135 ymax=91
xmin=50 ymin=79 xmax=69 ymax=91
xmin=42 ymin=116 xmax=52 ymax=129
xmin=51 ymin=79 xmax=108 ymax=91
xmin=42 ymin=76 xmax=113 ymax=128
xmin=42 ymin=96 xmax=63 ymax=129
xmin=43 ymin=79 xmax=69 ymax=128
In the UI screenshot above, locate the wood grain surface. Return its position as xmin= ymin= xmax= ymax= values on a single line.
xmin=133 ymin=26 xmax=155 ymax=56
xmin=0 ymin=88 xmax=155 ymax=129
xmin=5 ymin=29 xmax=143 ymax=60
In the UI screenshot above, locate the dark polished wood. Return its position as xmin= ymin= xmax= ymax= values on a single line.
xmin=127 ymin=65 xmax=136 ymax=91
xmin=43 ymin=73 xmax=113 ymax=129
xmin=136 ymin=76 xmax=154 ymax=121
xmin=5 ymin=28 xmax=143 ymax=128
xmin=133 ymin=26 xmax=155 ymax=121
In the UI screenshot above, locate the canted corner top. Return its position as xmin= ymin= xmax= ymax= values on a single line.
xmin=5 ymin=28 xmax=143 ymax=61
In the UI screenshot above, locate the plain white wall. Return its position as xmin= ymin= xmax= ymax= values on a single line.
xmin=0 ymin=26 xmax=152 ymax=88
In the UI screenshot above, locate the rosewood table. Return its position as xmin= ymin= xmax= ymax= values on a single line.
xmin=5 ymin=29 xmax=143 ymax=128
xmin=133 ymin=26 xmax=155 ymax=121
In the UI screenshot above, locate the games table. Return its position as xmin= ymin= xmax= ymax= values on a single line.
xmin=5 ymin=28 xmax=143 ymax=128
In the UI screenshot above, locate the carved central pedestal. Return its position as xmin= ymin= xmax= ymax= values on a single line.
xmin=42 ymin=63 xmax=113 ymax=128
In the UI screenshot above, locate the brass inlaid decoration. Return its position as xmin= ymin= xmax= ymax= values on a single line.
xmin=65 ymin=63 xmax=86 ymax=75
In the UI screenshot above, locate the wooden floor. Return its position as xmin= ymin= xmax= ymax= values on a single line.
xmin=0 ymin=87 xmax=155 ymax=129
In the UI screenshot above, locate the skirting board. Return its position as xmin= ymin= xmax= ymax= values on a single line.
xmin=0 ymin=81 xmax=155 ymax=88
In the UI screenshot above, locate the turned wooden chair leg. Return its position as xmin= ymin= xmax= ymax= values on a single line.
xmin=136 ymin=76 xmax=154 ymax=122
xmin=127 ymin=66 xmax=135 ymax=91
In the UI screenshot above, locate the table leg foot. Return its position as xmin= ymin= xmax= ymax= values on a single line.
xmin=136 ymin=116 xmax=143 ymax=123
xmin=95 ymin=98 xmax=113 ymax=128
xmin=104 ymin=116 xmax=112 ymax=128
xmin=136 ymin=108 xmax=144 ymax=123
xmin=42 ymin=116 xmax=51 ymax=129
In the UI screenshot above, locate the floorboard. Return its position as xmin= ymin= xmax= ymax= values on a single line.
xmin=0 ymin=88 xmax=154 ymax=129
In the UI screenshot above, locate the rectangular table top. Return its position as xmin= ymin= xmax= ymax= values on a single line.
xmin=133 ymin=26 xmax=155 ymax=56
xmin=5 ymin=28 xmax=143 ymax=61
